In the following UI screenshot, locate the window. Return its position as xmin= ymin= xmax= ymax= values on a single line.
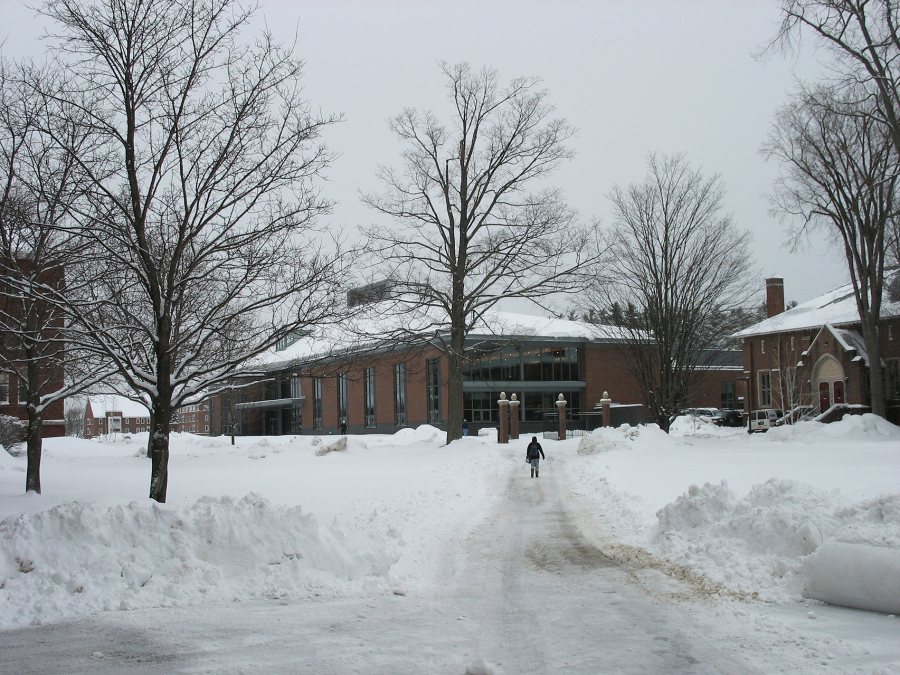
xmin=761 ymin=339 xmax=766 ymax=355
xmin=463 ymin=391 xmax=496 ymax=423
xmin=393 ymin=363 xmax=407 ymax=426
xmin=363 ymin=367 xmax=376 ymax=428
xmin=721 ymin=381 xmax=736 ymax=409
xmin=426 ymin=358 xmax=441 ymax=424
xmin=313 ymin=377 xmax=323 ymax=429
xmin=337 ymin=373 xmax=348 ymax=424
xmin=887 ymin=359 xmax=900 ymax=399
xmin=0 ymin=373 xmax=8 ymax=404
xmin=758 ymin=370 xmax=772 ymax=407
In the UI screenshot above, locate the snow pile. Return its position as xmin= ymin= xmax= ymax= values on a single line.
xmin=802 ymin=541 xmax=900 ymax=614
xmin=0 ymin=493 xmax=395 ymax=630
xmin=563 ymin=417 xmax=900 ymax=613
xmin=767 ymin=412 xmax=900 ymax=442
xmin=654 ymin=479 xmax=838 ymax=600
xmin=578 ymin=423 xmax=685 ymax=454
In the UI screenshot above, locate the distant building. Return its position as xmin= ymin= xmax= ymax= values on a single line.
xmin=733 ymin=274 xmax=900 ymax=424
xmin=84 ymin=395 xmax=210 ymax=438
xmin=0 ymin=262 xmax=65 ymax=438
xmin=84 ymin=395 xmax=151 ymax=438
xmin=207 ymin=298 xmax=741 ymax=437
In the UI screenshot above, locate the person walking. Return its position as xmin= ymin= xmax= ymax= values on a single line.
xmin=462 ymin=419 xmax=469 ymax=437
xmin=525 ymin=436 xmax=545 ymax=478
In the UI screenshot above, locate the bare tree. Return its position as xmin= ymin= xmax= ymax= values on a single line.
xmin=363 ymin=62 xmax=598 ymax=444
xmin=593 ymin=154 xmax=754 ymax=432
xmin=40 ymin=0 xmax=346 ymax=502
xmin=770 ymin=336 xmax=811 ymax=420
xmin=64 ymin=402 xmax=84 ymax=437
xmin=0 ymin=58 xmax=108 ymax=494
xmin=764 ymin=86 xmax=898 ymax=417
xmin=776 ymin=0 xmax=900 ymax=159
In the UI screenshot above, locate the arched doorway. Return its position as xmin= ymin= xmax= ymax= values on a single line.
xmin=813 ymin=355 xmax=845 ymax=412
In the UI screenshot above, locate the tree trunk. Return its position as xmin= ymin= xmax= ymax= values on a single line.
xmin=445 ymin=347 xmax=464 ymax=445
xmin=146 ymin=410 xmax=155 ymax=458
xmin=862 ymin=313 xmax=886 ymax=417
xmin=149 ymin=404 xmax=171 ymax=503
xmin=24 ymin=411 xmax=42 ymax=494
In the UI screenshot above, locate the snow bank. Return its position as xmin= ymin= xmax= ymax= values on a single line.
xmin=564 ymin=418 xmax=900 ymax=613
xmin=0 ymin=494 xmax=396 ymax=630
xmin=578 ymin=423 xmax=682 ymax=455
xmin=803 ymin=541 xmax=900 ymax=614
xmin=766 ymin=412 xmax=900 ymax=442
xmin=654 ymin=481 xmax=900 ymax=608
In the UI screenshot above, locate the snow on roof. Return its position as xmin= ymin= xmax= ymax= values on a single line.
xmin=822 ymin=325 xmax=873 ymax=364
xmin=88 ymin=395 xmax=150 ymax=418
xmin=733 ymin=271 xmax=900 ymax=339
xmin=244 ymin=303 xmax=632 ymax=373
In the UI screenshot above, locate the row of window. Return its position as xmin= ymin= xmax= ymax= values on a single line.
xmin=464 ymin=346 xmax=581 ymax=383
xmin=463 ymin=390 xmax=584 ymax=423
xmin=305 ymin=361 xmax=428 ymax=430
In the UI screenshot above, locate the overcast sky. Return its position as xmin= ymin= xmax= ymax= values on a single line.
xmin=2 ymin=0 xmax=843 ymax=307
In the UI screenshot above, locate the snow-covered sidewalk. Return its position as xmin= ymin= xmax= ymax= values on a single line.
xmin=1 ymin=416 xmax=899 ymax=671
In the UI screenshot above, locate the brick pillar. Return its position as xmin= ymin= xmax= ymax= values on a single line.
xmin=509 ymin=393 xmax=520 ymax=440
xmin=497 ymin=392 xmax=509 ymax=444
xmin=600 ymin=391 xmax=612 ymax=427
xmin=555 ymin=393 xmax=567 ymax=440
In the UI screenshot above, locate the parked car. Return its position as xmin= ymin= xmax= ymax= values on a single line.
xmin=712 ymin=409 xmax=743 ymax=427
xmin=679 ymin=408 xmax=717 ymax=421
xmin=748 ymin=408 xmax=784 ymax=433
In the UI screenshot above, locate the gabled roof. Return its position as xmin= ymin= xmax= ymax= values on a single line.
xmin=733 ymin=270 xmax=900 ymax=339
xmin=800 ymin=324 xmax=875 ymax=366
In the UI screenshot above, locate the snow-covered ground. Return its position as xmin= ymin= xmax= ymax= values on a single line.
xmin=1 ymin=415 xmax=898 ymax=672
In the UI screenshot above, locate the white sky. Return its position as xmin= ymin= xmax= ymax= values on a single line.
xmin=2 ymin=0 xmax=844 ymax=305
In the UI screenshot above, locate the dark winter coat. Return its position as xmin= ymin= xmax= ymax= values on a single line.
xmin=526 ymin=440 xmax=545 ymax=461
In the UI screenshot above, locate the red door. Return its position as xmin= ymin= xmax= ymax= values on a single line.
xmin=833 ymin=380 xmax=845 ymax=404
xmin=819 ymin=381 xmax=831 ymax=411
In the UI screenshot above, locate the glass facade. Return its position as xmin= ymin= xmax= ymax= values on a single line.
xmin=464 ymin=390 xmax=583 ymax=423
xmin=461 ymin=343 xmax=584 ymax=424
xmin=464 ymin=344 xmax=581 ymax=383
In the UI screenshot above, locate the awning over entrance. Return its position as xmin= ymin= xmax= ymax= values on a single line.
xmin=234 ymin=397 xmax=304 ymax=410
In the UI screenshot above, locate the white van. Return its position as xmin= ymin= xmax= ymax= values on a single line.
xmin=749 ymin=409 xmax=783 ymax=433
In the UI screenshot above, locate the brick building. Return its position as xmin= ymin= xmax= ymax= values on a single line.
xmin=84 ymin=395 xmax=210 ymax=438
xmin=84 ymin=396 xmax=151 ymax=438
xmin=208 ymin=308 xmax=741 ymax=437
xmin=733 ymin=275 xmax=900 ymax=425
xmin=0 ymin=262 xmax=65 ymax=438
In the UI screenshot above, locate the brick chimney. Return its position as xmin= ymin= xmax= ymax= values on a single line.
xmin=765 ymin=277 xmax=785 ymax=317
